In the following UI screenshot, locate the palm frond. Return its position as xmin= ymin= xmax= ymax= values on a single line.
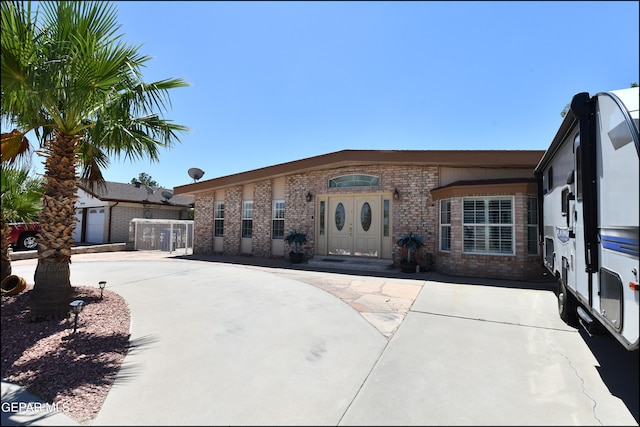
xmin=0 ymin=164 xmax=43 ymax=222
xmin=0 ymin=129 xmax=31 ymax=164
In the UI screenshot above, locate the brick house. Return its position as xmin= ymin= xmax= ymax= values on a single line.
xmin=75 ymin=180 xmax=194 ymax=244
xmin=174 ymin=149 xmax=545 ymax=280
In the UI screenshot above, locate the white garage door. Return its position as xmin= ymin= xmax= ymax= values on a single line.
xmin=86 ymin=207 xmax=105 ymax=243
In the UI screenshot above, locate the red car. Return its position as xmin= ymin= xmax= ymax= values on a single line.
xmin=7 ymin=222 xmax=40 ymax=251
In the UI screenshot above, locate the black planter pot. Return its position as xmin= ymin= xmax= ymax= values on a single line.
xmin=289 ymin=252 xmax=304 ymax=264
xmin=400 ymin=260 xmax=418 ymax=273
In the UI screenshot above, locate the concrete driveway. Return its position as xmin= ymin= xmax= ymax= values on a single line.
xmin=4 ymin=251 xmax=638 ymax=426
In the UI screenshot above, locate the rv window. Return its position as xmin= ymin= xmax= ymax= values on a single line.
xmin=561 ymin=187 xmax=569 ymax=216
xmin=544 ymin=237 xmax=554 ymax=270
xmin=575 ymin=143 xmax=582 ymax=200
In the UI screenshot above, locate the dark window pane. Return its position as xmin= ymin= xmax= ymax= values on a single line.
xmin=272 ymin=220 xmax=284 ymax=238
xmin=214 ymin=220 xmax=224 ymax=237
xmin=361 ymin=202 xmax=372 ymax=231
xmin=335 ymin=203 xmax=345 ymax=231
xmin=242 ymin=220 xmax=252 ymax=238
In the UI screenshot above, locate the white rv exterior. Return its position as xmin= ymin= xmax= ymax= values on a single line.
xmin=535 ymin=87 xmax=639 ymax=351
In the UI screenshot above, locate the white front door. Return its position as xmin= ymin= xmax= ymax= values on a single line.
xmin=353 ymin=195 xmax=380 ymax=257
xmin=328 ymin=197 xmax=353 ymax=255
xmin=327 ymin=196 xmax=380 ymax=257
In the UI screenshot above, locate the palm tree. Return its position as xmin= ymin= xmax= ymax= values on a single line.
xmin=1 ymin=1 xmax=189 ymax=320
xmin=0 ymin=164 xmax=43 ymax=282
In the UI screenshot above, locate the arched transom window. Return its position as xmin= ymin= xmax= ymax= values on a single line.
xmin=328 ymin=174 xmax=380 ymax=188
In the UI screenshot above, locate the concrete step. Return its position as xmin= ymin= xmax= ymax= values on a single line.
xmin=307 ymin=255 xmax=394 ymax=272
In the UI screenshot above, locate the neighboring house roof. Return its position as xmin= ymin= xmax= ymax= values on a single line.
xmin=78 ymin=180 xmax=194 ymax=207
xmin=174 ymin=149 xmax=545 ymax=196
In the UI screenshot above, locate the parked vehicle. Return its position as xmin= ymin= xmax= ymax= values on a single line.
xmin=7 ymin=222 xmax=40 ymax=251
xmin=534 ymin=87 xmax=639 ymax=351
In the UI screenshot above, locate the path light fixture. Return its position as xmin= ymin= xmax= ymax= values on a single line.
xmin=305 ymin=191 xmax=313 ymax=202
xmin=69 ymin=300 xmax=85 ymax=334
xmin=98 ymin=281 xmax=106 ymax=299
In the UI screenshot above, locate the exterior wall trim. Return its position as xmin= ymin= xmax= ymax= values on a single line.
xmin=431 ymin=180 xmax=537 ymax=200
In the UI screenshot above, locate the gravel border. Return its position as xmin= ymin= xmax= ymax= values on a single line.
xmin=1 ymin=284 xmax=131 ymax=425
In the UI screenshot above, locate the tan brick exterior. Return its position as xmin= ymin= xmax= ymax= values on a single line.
xmin=435 ymin=193 xmax=541 ymax=280
xmin=174 ymin=150 xmax=544 ymax=279
xmin=253 ymin=180 xmax=273 ymax=257
xmin=193 ymin=192 xmax=214 ymax=254
xmin=189 ymin=162 xmax=542 ymax=280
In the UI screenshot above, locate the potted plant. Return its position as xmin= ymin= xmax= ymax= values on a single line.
xmin=284 ymin=229 xmax=307 ymax=263
xmin=397 ymin=232 xmax=425 ymax=273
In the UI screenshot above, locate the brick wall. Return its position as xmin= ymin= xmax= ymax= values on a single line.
xmin=253 ymin=181 xmax=272 ymax=257
xmin=284 ymin=175 xmax=315 ymax=258
xmin=107 ymin=203 xmax=189 ymax=243
xmin=194 ymin=192 xmax=214 ymax=254
xmin=223 ymin=186 xmax=242 ymax=255
xmin=191 ymin=164 xmax=542 ymax=279
xmin=434 ymin=193 xmax=543 ymax=280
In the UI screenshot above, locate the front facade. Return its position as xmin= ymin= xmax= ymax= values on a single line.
xmin=174 ymin=150 xmax=545 ymax=280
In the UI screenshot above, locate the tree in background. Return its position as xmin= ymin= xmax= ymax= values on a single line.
xmin=1 ymin=1 xmax=189 ymax=319
xmin=0 ymin=164 xmax=44 ymax=282
xmin=131 ymin=172 xmax=159 ymax=187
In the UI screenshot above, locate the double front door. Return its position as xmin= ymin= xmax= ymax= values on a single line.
xmin=324 ymin=195 xmax=386 ymax=257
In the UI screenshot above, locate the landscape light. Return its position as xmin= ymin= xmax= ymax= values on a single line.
xmin=69 ymin=300 xmax=85 ymax=334
xmin=99 ymin=281 xmax=107 ymax=299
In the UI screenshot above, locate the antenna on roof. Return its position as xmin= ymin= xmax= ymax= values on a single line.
xmin=161 ymin=190 xmax=174 ymax=201
xmin=188 ymin=167 xmax=205 ymax=183
xmin=144 ymin=185 xmax=156 ymax=195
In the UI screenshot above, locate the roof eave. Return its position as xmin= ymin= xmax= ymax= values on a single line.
xmin=174 ymin=149 xmax=545 ymax=196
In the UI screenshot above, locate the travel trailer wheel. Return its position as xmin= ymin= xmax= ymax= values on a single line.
xmin=557 ymin=278 xmax=578 ymax=327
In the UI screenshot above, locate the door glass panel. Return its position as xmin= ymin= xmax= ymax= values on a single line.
xmin=361 ymin=202 xmax=372 ymax=231
xmin=319 ymin=201 xmax=325 ymax=235
xmin=335 ymin=203 xmax=345 ymax=230
xmin=383 ymin=199 xmax=390 ymax=236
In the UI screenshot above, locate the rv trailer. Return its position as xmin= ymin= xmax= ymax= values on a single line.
xmin=534 ymin=87 xmax=639 ymax=351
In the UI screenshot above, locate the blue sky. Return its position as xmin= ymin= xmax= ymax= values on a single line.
xmin=29 ymin=1 xmax=640 ymax=189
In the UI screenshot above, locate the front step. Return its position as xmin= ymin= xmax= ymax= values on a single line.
xmin=307 ymin=255 xmax=394 ymax=272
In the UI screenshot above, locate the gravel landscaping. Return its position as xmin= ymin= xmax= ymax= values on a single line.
xmin=1 ymin=284 xmax=130 ymax=425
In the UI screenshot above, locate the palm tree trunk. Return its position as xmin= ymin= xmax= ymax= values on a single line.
xmin=29 ymin=132 xmax=79 ymax=321
xmin=1 ymin=218 xmax=12 ymax=282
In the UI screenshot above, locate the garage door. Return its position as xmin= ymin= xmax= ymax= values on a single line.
xmin=86 ymin=207 xmax=105 ymax=243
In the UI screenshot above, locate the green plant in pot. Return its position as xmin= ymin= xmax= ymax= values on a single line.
xmin=284 ymin=229 xmax=307 ymax=263
xmin=397 ymin=231 xmax=425 ymax=273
